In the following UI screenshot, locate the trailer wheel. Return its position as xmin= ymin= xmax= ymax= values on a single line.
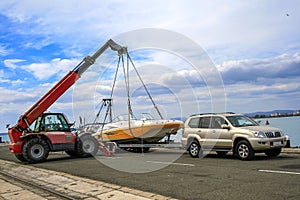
xmin=105 ymin=142 xmax=117 ymax=153
xmin=23 ymin=138 xmax=50 ymax=163
xmin=15 ymin=154 xmax=27 ymax=162
xmin=76 ymin=134 xmax=99 ymax=157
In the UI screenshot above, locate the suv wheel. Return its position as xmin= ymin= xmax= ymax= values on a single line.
xmin=189 ymin=140 xmax=201 ymax=158
xmin=235 ymin=140 xmax=254 ymax=160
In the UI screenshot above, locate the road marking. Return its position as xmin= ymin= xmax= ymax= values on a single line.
xmin=146 ymin=161 xmax=195 ymax=166
xmin=259 ymin=169 xmax=300 ymax=175
xmin=97 ymin=155 xmax=141 ymax=159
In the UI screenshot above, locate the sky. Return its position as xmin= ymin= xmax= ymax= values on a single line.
xmin=1 ymin=0 xmax=300 ymax=132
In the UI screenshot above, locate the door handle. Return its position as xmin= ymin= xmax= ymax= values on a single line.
xmin=197 ymin=130 xmax=201 ymax=133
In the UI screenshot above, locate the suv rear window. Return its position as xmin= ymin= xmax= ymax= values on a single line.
xmin=188 ymin=117 xmax=200 ymax=128
xmin=188 ymin=116 xmax=228 ymax=129
xmin=188 ymin=116 xmax=213 ymax=129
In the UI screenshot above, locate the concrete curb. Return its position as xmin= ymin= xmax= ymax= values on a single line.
xmin=282 ymin=148 xmax=300 ymax=154
xmin=0 ymin=160 xmax=175 ymax=200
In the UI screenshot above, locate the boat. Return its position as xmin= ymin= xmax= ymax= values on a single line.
xmin=90 ymin=53 xmax=183 ymax=144
xmin=94 ymin=113 xmax=184 ymax=143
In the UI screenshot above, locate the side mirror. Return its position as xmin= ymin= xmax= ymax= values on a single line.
xmin=221 ymin=124 xmax=230 ymax=130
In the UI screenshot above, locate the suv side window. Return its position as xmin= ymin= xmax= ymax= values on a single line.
xmin=199 ymin=117 xmax=212 ymax=129
xmin=188 ymin=117 xmax=200 ymax=128
xmin=211 ymin=116 xmax=227 ymax=129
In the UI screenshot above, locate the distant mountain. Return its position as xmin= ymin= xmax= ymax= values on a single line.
xmin=169 ymin=110 xmax=299 ymax=121
xmin=245 ymin=109 xmax=297 ymax=117
xmin=171 ymin=117 xmax=187 ymax=122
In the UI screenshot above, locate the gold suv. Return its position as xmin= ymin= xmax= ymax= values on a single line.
xmin=181 ymin=113 xmax=287 ymax=160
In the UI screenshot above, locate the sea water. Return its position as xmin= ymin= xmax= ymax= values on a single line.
xmin=1 ymin=116 xmax=299 ymax=146
xmin=260 ymin=116 xmax=300 ymax=147
xmin=0 ymin=132 xmax=9 ymax=143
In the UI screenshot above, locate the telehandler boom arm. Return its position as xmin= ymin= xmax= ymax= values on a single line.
xmin=8 ymin=39 xmax=127 ymax=146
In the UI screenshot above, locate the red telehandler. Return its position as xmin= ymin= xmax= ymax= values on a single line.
xmin=8 ymin=39 xmax=127 ymax=163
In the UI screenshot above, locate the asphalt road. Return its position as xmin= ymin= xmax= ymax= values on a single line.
xmin=1 ymin=145 xmax=300 ymax=200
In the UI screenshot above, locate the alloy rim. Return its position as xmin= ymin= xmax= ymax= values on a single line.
xmin=238 ymin=144 xmax=249 ymax=158
xmin=190 ymin=143 xmax=198 ymax=156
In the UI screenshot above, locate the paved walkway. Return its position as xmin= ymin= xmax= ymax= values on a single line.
xmin=0 ymin=160 xmax=173 ymax=200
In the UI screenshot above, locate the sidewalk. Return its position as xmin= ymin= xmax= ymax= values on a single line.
xmin=0 ymin=160 xmax=173 ymax=200
xmin=0 ymin=174 xmax=49 ymax=200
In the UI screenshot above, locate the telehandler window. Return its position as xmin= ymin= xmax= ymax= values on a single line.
xmin=36 ymin=114 xmax=70 ymax=132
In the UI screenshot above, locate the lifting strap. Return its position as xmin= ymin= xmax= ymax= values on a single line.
xmin=96 ymin=52 xmax=164 ymax=134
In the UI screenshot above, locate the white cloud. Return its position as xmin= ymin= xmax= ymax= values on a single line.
xmin=0 ymin=81 xmax=76 ymax=131
xmin=218 ymin=52 xmax=300 ymax=83
xmin=3 ymin=59 xmax=25 ymax=70
xmin=0 ymin=44 xmax=10 ymax=56
xmin=0 ymin=87 xmax=35 ymax=104
xmin=224 ymin=79 xmax=300 ymax=112
xmin=1 ymin=0 xmax=300 ymax=130
xmin=1 ymin=0 xmax=299 ymax=59
xmin=0 ymin=70 xmax=9 ymax=83
xmin=0 ymin=69 xmax=25 ymax=85
xmin=24 ymin=37 xmax=51 ymax=50
xmin=11 ymin=79 xmax=26 ymax=86
xmin=4 ymin=58 xmax=80 ymax=80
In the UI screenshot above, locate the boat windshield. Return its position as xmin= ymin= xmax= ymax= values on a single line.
xmin=226 ymin=115 xmax=259 ymax=127
xmin=112 ymin=113 xmax=155 ymax=122
xmin=112 ymin=114 xmax=137 ymax=122
xmin=141 ymin=113 xmax=155 ymax=120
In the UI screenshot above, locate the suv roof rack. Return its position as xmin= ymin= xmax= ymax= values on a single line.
xmin=189 ymin=112 xmax=235 ymax=117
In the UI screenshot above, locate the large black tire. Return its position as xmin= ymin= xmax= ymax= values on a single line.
xmin=188 ymin=140 xmax=201 ymax=158
xmin=23 ymin=138 xmax=50 ymax=163
xmin=76 ymin=134 xmax=99 ymax=157
xmin=265 ymin=148 xmax=281 ymax=158
xmin=15 ymin=154 xmax=27 ymax=162
xmin=235 ymin=140 xmax=254 ymax=160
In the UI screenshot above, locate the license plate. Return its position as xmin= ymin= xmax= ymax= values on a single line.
xmin=273 ymin=141 xmax=281 ymax=146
